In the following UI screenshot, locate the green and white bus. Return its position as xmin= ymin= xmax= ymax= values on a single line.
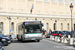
xmin=17 ymin=21 xmax=43 ymax=42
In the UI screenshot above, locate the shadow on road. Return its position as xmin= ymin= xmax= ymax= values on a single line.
xmin=11 ymin=39 xmax=39 ymax=43
xmin=64 ymin=43 xmax=75 ymax=48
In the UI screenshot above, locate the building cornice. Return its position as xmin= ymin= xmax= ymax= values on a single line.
xmin=0 ymin=12 xmax=75 ymax=19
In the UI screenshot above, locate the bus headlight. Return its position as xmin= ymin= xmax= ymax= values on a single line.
xmin=25 ymin=35 xmax=29 ymax=38
xmin=38 ymin=34 xmax=42 ymax=37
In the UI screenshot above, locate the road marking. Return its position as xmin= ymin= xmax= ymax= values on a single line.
xmin=43 ymin=39 xmax=63 ymax=45
xmin=54 ymin=46 xmax=75 ymax=49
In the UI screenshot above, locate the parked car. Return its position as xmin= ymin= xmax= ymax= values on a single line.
xmin=63 ymin=31 xmax=75 ymax=37
xmin=46 ymin=32 xmax=50 ymax=38
xmin=51 ymin=31 xmax=67 ymax=37
xmin=0 ymin=33 xmax=11 ymax=46
xmin=0 ymin=42 xmax=4 ymax=50
xmin=63 ymin=31 xmax=71 ymax=36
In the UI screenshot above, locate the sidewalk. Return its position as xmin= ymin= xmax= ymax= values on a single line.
xmin=44 ymin=38 xmax=75 ymax=48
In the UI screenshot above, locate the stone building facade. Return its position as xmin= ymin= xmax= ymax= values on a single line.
xmin=0 ymin=0 xmax=75 ymax=35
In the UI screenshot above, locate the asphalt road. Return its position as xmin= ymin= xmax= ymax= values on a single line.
xmin=4 ymin=38 xmax=75 ymax=50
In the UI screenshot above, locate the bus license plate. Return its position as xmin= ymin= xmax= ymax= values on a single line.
xmin=31 ymin=38 xmax=35 ymax=40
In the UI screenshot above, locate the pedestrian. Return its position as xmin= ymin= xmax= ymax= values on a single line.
xmin=42 ymin=29 xmax=44 ymax=32
xmin=42 ymin=29 xmax=45 ymax=38
xmin=49 ymin=29 xmax=52 ymax=35
xmin=42 ymin=29 xmax=44 ymax=35
xmin=74 ymin=30 xmax=75 ymax=37
xmin=45 ymin=30 xmax=47 ymax=38
xmin=0 ymin=31 xmax=2 ymax=34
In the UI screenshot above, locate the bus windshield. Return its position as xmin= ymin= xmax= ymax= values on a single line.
xmin=25 ymin=24 xmax=42 ymax=33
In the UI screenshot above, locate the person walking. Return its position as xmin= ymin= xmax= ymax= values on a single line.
xmin=49 ymin=29 xmax=52 ymax=35
xmin=42 ymin=29 xmax=45 ymax=38
xmin=74 ymin=30 xmax=75 ymax=37
xmin=45 ymin=30 xmax=47 ymax=38
xmin=42 ymin=29 xmax=44 ymax=33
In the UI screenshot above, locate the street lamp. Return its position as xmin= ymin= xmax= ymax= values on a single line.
xmin=70 ymin=3 xmax=73 ymax=37
xmin=8 ymin=16 xmax=11 ymax=35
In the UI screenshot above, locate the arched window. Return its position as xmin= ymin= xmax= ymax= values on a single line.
xmin=61 ymin=23 xmax=63 ymax=30
xmin=54 ymin=23 xmax=56 ymax=30
xmin=51 ymin=0 xmax=55 ymax=3
xmin=67 ymin=23 xmax=69 ymax=30
xmin=44 ymin=0 xmax=48 ymax=2
xmin=11 ymin=22 xmax=14 ymax=31
xmin=46 ymin=23 xmax=48 ymax=31
xmin=0 ymin=22 xmax=3 ymax=31
xmin=65 ymin=0 xmax=69 ymax=4
xmin=72 ymin=0 xmax=75 ymax=5
xmin=58 ymin=0 xmax=62 ymax=3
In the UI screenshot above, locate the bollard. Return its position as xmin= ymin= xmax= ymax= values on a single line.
xmin=61 ymin=37 xmax=64 ymax=43
xmin=70 ymin=38 xmax=73 ymax=45
xmin=52 ymin=36 xmax=55 ymax=40
xmin=73 ymin=38 xmax=75 ymax=47
xmin=64 ymin=38 xmax=68 ymax=43
xmin=50 ymin=35 xmax=52 ymax=40
xmin=51 ymin=35 xmax=53 ymax=40
xmin=68 ymin=35 xmax=71 ymax=38
xmin=51 ymin=35 xmax=54 ymax=40
xmin=56 ymin=36 xmax=58 ymax=42
xmin=73 ymin=42 xmax=75 ymax=47
xmin=57 ymin=37 xmax=60 ymax=42
xmin=55 ymin=36 xmax=57 ymax=41
xmin=54 ymin=36 xmax=56 ymax=41
xmin=50 ymin=35 xmax=51 ymax=39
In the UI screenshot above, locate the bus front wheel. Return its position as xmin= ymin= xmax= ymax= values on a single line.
xmin=21 ymin=36 xmax=25 ymax=42
xmin=18 ymin=39 xmax=20 ymax=41
xmin=17 ymin=35 xmax=21 ymax=41
xmin=37 ymin=40 xmax=40 ymax=42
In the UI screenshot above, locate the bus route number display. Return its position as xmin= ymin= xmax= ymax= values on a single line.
xmin=25 ymin=22 xmax=40 ymax=25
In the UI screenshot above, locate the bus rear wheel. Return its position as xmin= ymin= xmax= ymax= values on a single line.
xmin=17 ymin=35 xmax=21 ymax=41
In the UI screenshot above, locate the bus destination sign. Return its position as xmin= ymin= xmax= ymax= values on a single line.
xmin=25 ymin=22 xmax=40 ymax=25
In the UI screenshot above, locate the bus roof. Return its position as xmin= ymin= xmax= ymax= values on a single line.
xmin=22 ymin=21 xmax=43 ymax=27
xmin=23 ymin=21 xmax=41 ymax=23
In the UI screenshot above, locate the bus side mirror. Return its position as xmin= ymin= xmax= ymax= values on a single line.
xmin=41 ymin=23 xmax=43 ymax=26
xmin=22 ymin=25 xmax=24 ymax=28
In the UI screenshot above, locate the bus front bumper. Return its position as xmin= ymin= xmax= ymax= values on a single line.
xmin=24 ymin=37 xmax=43 ymax=40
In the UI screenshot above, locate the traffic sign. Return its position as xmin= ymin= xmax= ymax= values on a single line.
xmin=9 ymin=29 xmax=11 ymax=32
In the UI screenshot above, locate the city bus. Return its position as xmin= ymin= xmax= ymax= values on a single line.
xmin=17 ymin=21 xmax=43 ymax=42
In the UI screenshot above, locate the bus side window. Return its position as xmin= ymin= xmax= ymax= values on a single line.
xmin=41 ymin=23 xmax=43 ymax=26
